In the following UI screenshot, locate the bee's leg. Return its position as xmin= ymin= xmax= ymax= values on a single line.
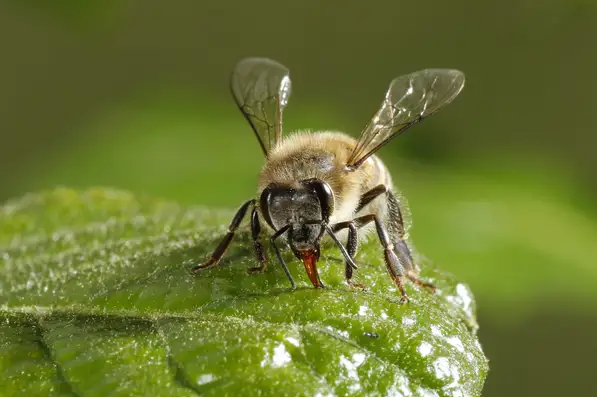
xmin=355 ymin=184 xmax=387 ymax=213
xmin=338 ymin=214 xmax=409 ymax=302
xmin=386 ymin=191 xmax=436 ymax=292
xmin=324 ymin=225 xmax=358 ymax=272
xmin=330 ymin=221 xmax=364 ymax=289
xmin=394 ymin=239 xmax=436 ymax=291
xmin=247 ymin=206 xmax=268 ymax=274
xmin=344 ymin=222 xmax=359 ymax=282
xmin=270 ymin=224 xmax=296 ymax=289
xmin=357 ymin=185 xmax=436 ymax=293
xmin=191 ymin=199 xmax=255 ymax=273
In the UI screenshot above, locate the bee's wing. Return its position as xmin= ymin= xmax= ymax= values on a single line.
xmin=230 ymin=57 xmax=292 ymax=157
xmin=345 ymin=69 xmax=465 ymax=170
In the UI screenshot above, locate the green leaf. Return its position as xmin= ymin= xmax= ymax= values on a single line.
xmin=0 ymin=188 xmax=487 ymax=396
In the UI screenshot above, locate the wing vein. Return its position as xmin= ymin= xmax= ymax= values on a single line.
xmin=230 ymin=58 xmax=292 ymax=157
xmin=346 ymin=69 xmax=465 ymax=169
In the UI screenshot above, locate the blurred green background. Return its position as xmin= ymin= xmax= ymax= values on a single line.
xmin=1 ymin=1 xmax=596 ymax=395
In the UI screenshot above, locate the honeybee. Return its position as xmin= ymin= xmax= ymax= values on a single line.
xmin=192 ymin=57 xmax=465 ymax=302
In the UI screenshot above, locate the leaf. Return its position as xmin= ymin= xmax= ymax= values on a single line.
xmin=0 ymin=188 xmax=487 ymax=397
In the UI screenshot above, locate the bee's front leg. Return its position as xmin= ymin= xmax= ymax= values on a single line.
xmin=191 ymin=199 xmax=255 ymax=274
xmin=331 ymin=221 xmax=365 ymax=289
xmin=270 ymin=224 xmax=296 ymax=289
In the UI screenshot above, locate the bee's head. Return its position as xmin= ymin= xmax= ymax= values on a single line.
xmin=260 ymin=179 xmax=334 ymax=287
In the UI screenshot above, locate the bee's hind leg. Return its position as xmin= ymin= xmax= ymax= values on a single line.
xmin=354 ymin=185 xmax=436 ymax=299
xmin=340 ymin=214 xmax=410 ymax=302
xmin=393 ymin=239 xmax=436 ymax=292
xmin=247 ymin=206 xmax=268 ymax=274
xmin=386 ymin=191 xmax=436 ymax=293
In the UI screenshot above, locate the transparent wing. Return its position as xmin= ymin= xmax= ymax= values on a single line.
xmin=230 ymin=57 xmax=292 ymax=157
xmin=345 ymin=69 xmax=465 ymax=169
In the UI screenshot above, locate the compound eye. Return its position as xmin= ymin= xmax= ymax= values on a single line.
xmin=259 ymin=185 xmax=276 ymax=228
xmin=300 ymin=179 xmax=334 ymax=222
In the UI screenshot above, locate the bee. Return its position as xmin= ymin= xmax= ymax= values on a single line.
xmin=192 ymin=57 xmax=465 ymax=302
